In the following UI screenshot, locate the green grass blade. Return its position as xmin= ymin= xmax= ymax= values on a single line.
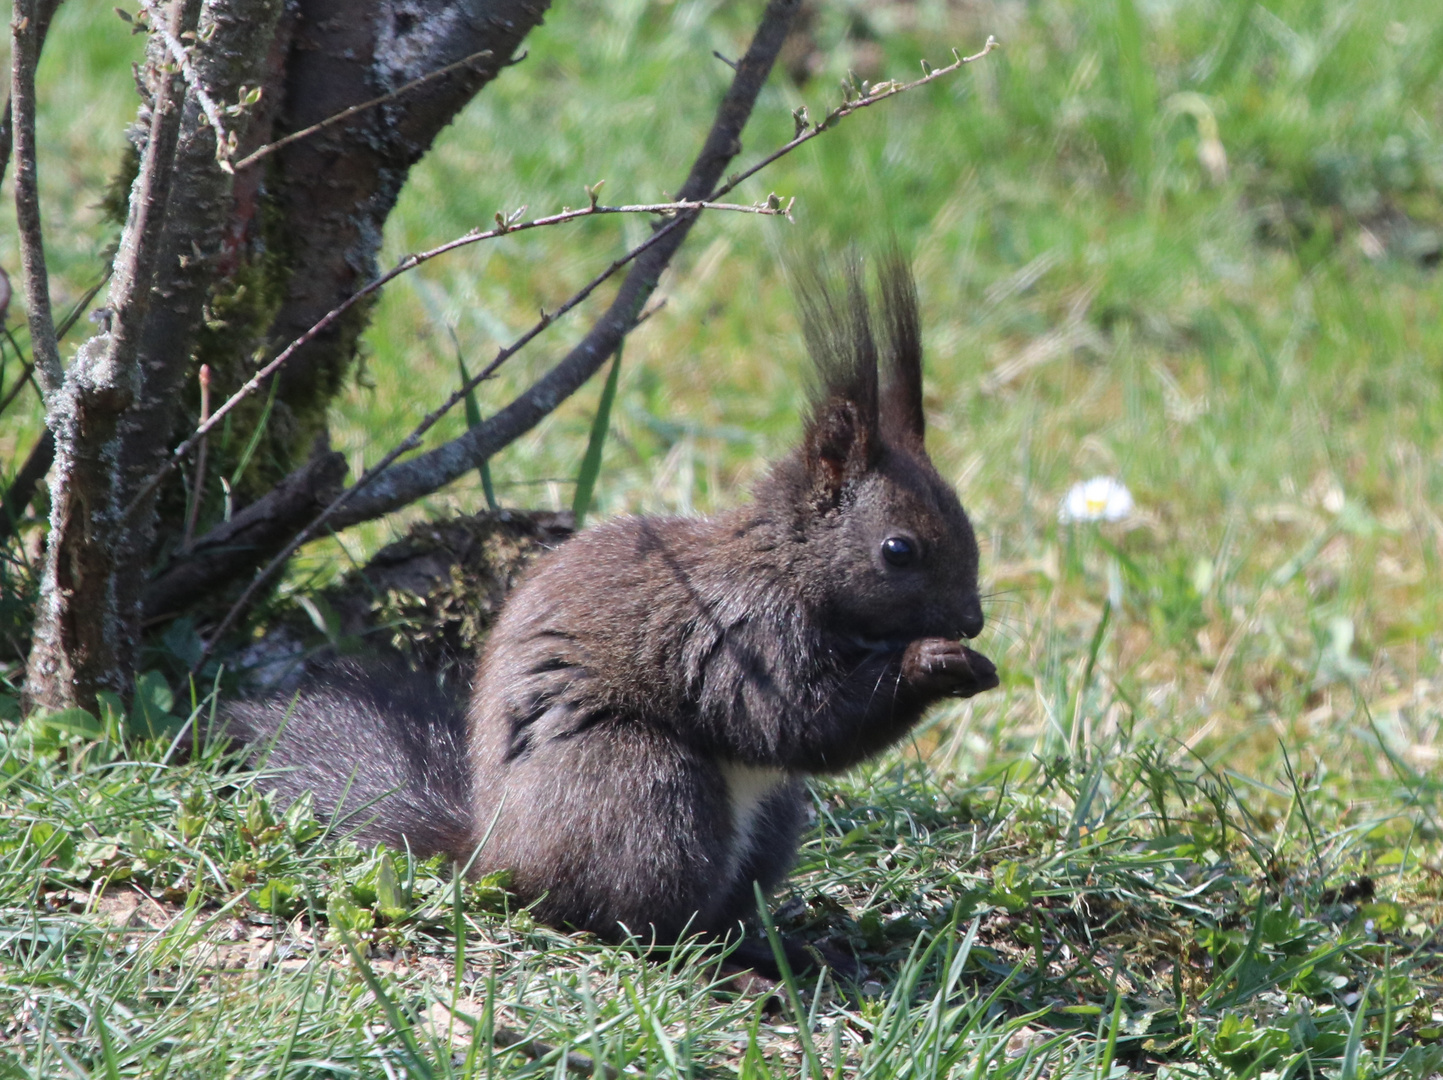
xmin=452 ymin=336 xmax=499 ymax=511
xmin=755 ymin=881 xmax=825 ymax=1080
xmin=91 ymin=999 xmax=122 ymax=1080
xmin=228 ymin=377 xmax=279 ymax=491
xmin=1200 ymin=0 xmax=1257 ymax=89
xmin=1340 ymin=982 xmax=1369 ymax=1080
xmin=1114 ymin=0 xmax=1156 ymax=182
xmin=342 ymin=936 xmax=437 ymax=1080
xmin=572 ymin=345 xmax=622 ymax=529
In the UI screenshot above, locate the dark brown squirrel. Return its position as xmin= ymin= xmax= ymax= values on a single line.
xmin=222 ymin=254 xmax=999 ymax=964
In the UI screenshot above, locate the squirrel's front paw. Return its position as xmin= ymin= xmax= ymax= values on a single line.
xmin=901 ymin=638 xmax=1000 ymax=698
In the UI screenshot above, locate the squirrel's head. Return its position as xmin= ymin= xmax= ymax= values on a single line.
xmin=761 ymin=254 xmax=983 ymax=646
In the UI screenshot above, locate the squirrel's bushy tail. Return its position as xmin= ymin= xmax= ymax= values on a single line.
xmin=220 ymin=663 xmax=475 ymax=857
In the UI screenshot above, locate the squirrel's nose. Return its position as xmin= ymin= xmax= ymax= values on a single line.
xmin=958 ymin=594 xmax=984 ymax=639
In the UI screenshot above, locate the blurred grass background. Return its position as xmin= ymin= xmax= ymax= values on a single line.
xmin=3 ymin=0 xmax=1443 ymax=797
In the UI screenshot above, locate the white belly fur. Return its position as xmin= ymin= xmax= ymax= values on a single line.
xmin=718 ymin=762 xmax=787 ymax=886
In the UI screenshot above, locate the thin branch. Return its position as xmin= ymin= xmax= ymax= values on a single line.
xmin=123 ymin=196 xmax=790 ymax=518
xmin=195 ymin=19 xmax=1004 ymax=653
xmin=195 ymin=0 xmax=808 ymax=661
xmin=193 ymin=215 xmax=689 ymax=664
xmin=0 ymin=279 xmax=108 ymax=545
xmin=142 ymin=38 xmax=995 ymax=516
xmin=8 ymin=0 xmax=64 ymax=396
xmin=101 ymin=0 xmax=192 ymax=387
xmin=0 ymin=428 xmax=54 ymax=535
xmin=0 ymin=343 xmax=40 ymax=418
xmin=137 ymin=0 xmax=235 ymax=169
xmin=0 ymin=0 xmax=63 ymax=190
xmin=181 ymin=363 xmax=211 ymax=551
xmin=231 ymin=47 xmax=496 ymax=173
xmin=708 ymin=36 xmax=1000 ymax=204
xmin=321 ymin=38 xmax=1003 ymax=526
xmin=0 ymin=277 xmax=107 ymax=418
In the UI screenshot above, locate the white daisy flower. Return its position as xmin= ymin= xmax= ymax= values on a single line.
xmin=1059 ymin=476 xmax=1134 ymax=523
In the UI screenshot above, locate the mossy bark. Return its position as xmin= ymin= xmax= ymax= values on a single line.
xmin=23 ymin=0 xmax=551 ymax=709
xmin=148 ymin=0 xmax=552 ymax=610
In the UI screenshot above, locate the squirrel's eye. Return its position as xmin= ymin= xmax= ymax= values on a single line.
xmin=881 ymin=536 xmax=917 ymax=567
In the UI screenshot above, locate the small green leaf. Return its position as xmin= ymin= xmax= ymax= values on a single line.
xmin=95 ymin=691 xmax=126 ymax=735
xmin=327 ymin=892 xmax=375 ymax=939
xmin=162 ymin=617 xmax=204 ymax=669
xmin=1355 ymin=901 xmax=1406 ymax=934
xmin=468 ymin=868 xmax=513 ymax=912
xmin=41 ymin=707 xmax=104 ymax=738
xmin=129 ymin=670 xmax=180 ymax=739
xmin=256 ymin=878 xmax=302 ymax=918
xmin=375 ymin=851 xmax=408 ymax=922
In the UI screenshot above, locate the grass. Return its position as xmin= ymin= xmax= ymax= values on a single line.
xmin=4 ymin=0 xmax=1443 ymax=1074
xmin=1 ymin=702 xmax=1440 ymax=1076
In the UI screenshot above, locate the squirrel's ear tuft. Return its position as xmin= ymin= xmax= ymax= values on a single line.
xmin=878 ymin=252 xmax=925 ymax=451
xmin=795 ymin=257 xmax=880 ymax=505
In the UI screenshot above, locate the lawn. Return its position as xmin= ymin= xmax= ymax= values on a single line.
xmin=3 ymin=0 xmax=1443 ymax=1075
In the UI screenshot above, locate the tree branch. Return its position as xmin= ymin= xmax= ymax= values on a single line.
xmin=249 ymin=0 xmax=550 ymax=486
xmin=137 ymin=0 xmax=236 ymax=167
xmin=330 ymin=37 xmax=1002 ymax=525
xmin=0 ymin=428 xmax=54 ymax=535
xmin=124 ymin=196 xmax=791 ymax=519
xmin=109 ymin=0 xmax=289 ymax=634
xmin=142 ymin=447 xmax=347 ymax=621
xmin=709 ymin=37 xmax=999 ymax=204
xmin=194 ymin=0 xmax=806 ymax=659
xmin=146 ymin=32 xmax=997 ymax=539
xmin=0 ymin=0 xmax=63 ymax=191
xmin=230 ymin=45 xmax=496 ymax=173
xmin=8 ymin=0 xmax=65 ymax=397
xmin=101 ymin=0 xmax=193 ymax=393
xmin=0 ymin=277 xmax=107 ymax=546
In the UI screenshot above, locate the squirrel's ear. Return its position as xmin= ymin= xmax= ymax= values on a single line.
xmin=805 ymin=395 xmax=875 ymax=503
xmin=878 ymin=253 xmax=925 ymax=452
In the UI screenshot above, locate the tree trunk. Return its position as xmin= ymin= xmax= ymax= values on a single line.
xmin=21 ymin=0 xmax=550 ymax=711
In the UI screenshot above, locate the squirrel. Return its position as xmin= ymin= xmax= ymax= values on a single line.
xmin=220 ymin=254 xmax=999 ymax=968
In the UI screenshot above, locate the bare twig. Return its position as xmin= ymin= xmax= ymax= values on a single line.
xmin=193 ymin=214 xmax=689 ymax=663
xmin=320 ymin=36 xmax=1002 ymax=527
xmin=0 ymin=0 xmax=63 ymax=190
xmin=137 ymin=0 xmax=236 ymax=167
xmin=707 ymin=36 xmax=1000 ymax=205
xmin=0 ymin=348 xmax=39 ymax=418
xmin=0 ymin=278 xmax=108 ymax=420
xmin=124 ymin=196 xmax=790 ymax=518
xmin=8 ymin=0 xmax=64 ymax=396
xmin=231 ymin=47 xmax=495 ymax=173
xmin=195 ymin=0 xmax=809 ymax=660
xmin=143 ymin=38 xmax=994 ymax=519
xmin=0 ymin=279 xmax=108 ymax=545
